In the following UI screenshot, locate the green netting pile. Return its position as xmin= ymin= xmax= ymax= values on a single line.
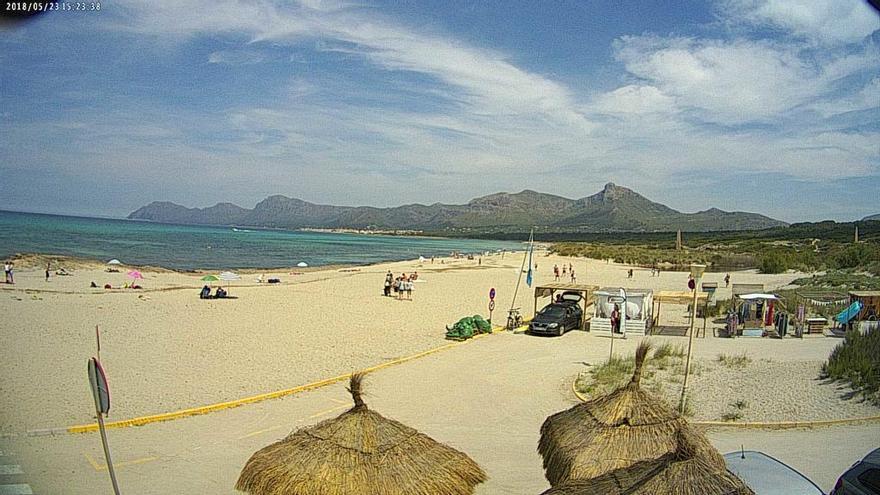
xmin=445 ymin=315 xmax=492 ymax=341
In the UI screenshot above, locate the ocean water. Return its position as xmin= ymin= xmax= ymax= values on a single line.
xmin=0 ymin=210 xmax=524 ymax=270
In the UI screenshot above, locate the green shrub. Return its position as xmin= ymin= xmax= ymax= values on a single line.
xmin=718 ymin=353 xmax=752 ymax=368
xmin=758 ymin=252 xmax=787 ymax=273
xmin=823 ymin=329 xmax=880 ymax=403
xmin=721 ymin=411 xmax=743 ymax=422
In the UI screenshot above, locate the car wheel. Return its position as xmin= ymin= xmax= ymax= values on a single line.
xmin=557 ymin=325 xmax=565 ymax=336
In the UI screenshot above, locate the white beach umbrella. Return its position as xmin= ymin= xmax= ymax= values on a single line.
xmin=297 ymin=262 xmax=308 ymax=268
xmin=107 ymin=259 xmax=122 ymax=265
xmin=218 ymin=271 xmax=241 ymax=295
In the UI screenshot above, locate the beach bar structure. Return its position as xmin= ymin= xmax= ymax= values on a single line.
xmin=592 ymin=288 xmax=654 ymax=337
xmin=651 ymin=290 xmax=708 ymax=337
xmin=533 ymin=283 xmax=598 ymax=331
xmin=734 ymin=293 xmax=781 ymax=337
xmin=850 ymin=291 xmax=880 ymax=332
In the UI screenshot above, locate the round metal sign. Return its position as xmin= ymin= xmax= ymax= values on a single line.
xmin=488 ymin=300 xmax=496 ymax=311
xmin=88 ymin=357 xmax=111 ymax=415
xmin=688 ymin=279 xmax=696 ymax=290
xmin=489 ymin=288 xmax=496 ymax=300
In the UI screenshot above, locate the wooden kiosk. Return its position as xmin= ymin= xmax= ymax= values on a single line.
xmin=651 ymin=290 xmax=709 ymax=337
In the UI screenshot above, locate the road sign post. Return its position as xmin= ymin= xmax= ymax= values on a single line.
xmin=89 ymin=357 xmax=121 ymax=495
xmin=488 ymin=288 xmax=496 ymax=324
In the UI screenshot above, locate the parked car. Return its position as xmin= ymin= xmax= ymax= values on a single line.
xmin=724 ymin=451 xmax=823 ymax=495
xmin=832 ymin=447 xmax=880 ymax=495
xmin=529 ymin=300 xmax=582 ymax=336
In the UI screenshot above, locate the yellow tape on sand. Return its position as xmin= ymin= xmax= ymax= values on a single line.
xmin=570 ymin=377 xmax=880 ymax=430
xmin=68 ymin=324 xmax=509 ymax=434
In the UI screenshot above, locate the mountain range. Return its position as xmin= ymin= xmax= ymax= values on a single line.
xmin=128 ymin=183 xmax=787 ymax=233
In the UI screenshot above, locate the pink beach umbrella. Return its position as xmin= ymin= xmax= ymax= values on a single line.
xmin=127 ymin=270 xmax=144 ymax=280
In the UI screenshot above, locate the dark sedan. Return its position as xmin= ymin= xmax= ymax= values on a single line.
xmin=528 ymin=302 xmax=582 ymax=336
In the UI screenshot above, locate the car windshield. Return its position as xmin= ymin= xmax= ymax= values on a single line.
xmin=539 ymin=306 xmax=566 ymax=317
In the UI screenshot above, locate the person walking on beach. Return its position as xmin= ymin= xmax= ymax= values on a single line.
xmin=4 ymin=261 xmax=10 ymax=284
xmin=568 ymin=263 xmax=573 ymax=274
xmin=405 ymin=275 xmax=413 ymax=301
xmin=45 ymin=262 xmax=51 ymax=282
xmin=570 ymin=268 xmax=576 ymax=284
xmin=724 ymin=273 xmax=731 ymax=287
xmin=627 ymin=268 xmax=633 ymax=279
xmin=562 ymin=265 xmax=567 ymax=277
xmin=5 ymin=262 xmax=13 ymax=284
xmin=553 ymin=264 xmax=559 ymax=281
xmin=383 ymin=271 xmax=393 ymax=297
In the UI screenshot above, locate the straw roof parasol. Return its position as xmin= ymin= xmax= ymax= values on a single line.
xmin=538 ymin=342 xmax=723 ymax=486
xmin=538 ymin=430 xmax=753 ymax=495
xmin=236 ymin=373 xmax=487 ymax=495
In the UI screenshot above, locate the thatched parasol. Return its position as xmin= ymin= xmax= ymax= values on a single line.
xmin=538 ymin=342 xmax=723 ymax=486
xmin=236 ymin=373 xmax=487 ymax=495
xmin=538 ymin=430 xmax=753 ymax=495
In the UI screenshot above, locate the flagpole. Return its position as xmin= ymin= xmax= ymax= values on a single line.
xmin=509 ymin=228 xmax=533 ymax=329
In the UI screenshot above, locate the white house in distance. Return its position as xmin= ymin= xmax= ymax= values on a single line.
xmin=591 ymin=288 xmax=654 ymax=337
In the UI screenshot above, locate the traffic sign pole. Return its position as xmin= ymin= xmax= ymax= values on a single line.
xmin=488 ymin=300 xmax=496 ymax=324
xmin=488 ymin=288 xmax=496 ymax=324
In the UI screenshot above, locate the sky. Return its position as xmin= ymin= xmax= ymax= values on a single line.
xmin=1 ymin=0 xmax=878 ymax=222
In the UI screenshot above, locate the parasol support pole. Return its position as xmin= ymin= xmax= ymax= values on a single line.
xmin=679 ymin=274 xmax=701 ymax=413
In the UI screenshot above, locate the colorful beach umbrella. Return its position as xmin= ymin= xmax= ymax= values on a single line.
xmin=201 ymin=275 xmax=219 ymax=282
xmin=127 ymin=270 xmax=144 ymax=280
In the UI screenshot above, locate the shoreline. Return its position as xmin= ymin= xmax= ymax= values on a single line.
xmin=5 ymin=250 xmax=527 ymax=273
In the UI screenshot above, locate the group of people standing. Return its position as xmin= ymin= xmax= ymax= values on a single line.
xmin=384 ymin=271 xmax=416 ymax=300
xmin=553 ymin=263 xmax=577 ymax=283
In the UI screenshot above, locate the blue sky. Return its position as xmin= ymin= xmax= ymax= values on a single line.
xmin=1 ymin=0 xmax=878 ymax=222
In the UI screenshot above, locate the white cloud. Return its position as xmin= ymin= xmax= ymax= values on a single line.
xmin=591 ymin=85 xmax=677 ymax=115
xmin=613 ymin=36 xmax=825 ymax=124
xmin=208 ymin=49 xmax=266 ymax=65
xmin=110 ymin=0 xmax=591 ymax=131
xmin=810 ymin=77 xmax=880 ymax=116
xmin=726 ymin=0 xmax=880 ymax=45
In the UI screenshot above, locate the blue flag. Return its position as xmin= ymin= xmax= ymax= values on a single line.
xmin=525 ymin=243 xmax=533 ymax=287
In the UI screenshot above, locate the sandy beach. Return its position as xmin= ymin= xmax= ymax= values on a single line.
xmin=0 ymin=251 xmax=871 ymax=434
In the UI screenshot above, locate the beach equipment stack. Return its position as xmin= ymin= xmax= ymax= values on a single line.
xmin=236 ymin=373 xmax=487 ymax=495
xmin=538 ymin=342 xmax=747 ymax=494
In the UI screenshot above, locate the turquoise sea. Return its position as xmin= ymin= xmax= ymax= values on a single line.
xmin=0 ymin=210 xmax=523 ymax=270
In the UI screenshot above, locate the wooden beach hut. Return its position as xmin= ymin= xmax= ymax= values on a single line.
xmin=850 ymin=291 xmax=880 ymax=327
xmin=651 ymin=291 xmax=708 ymax=337
xmin=733 ymin=293 xmax=782 ymax=337
xmin=592 ymin=288 xmax=654 ymax=337
xmin=236 ymin=374 xmax=486 ymax=495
